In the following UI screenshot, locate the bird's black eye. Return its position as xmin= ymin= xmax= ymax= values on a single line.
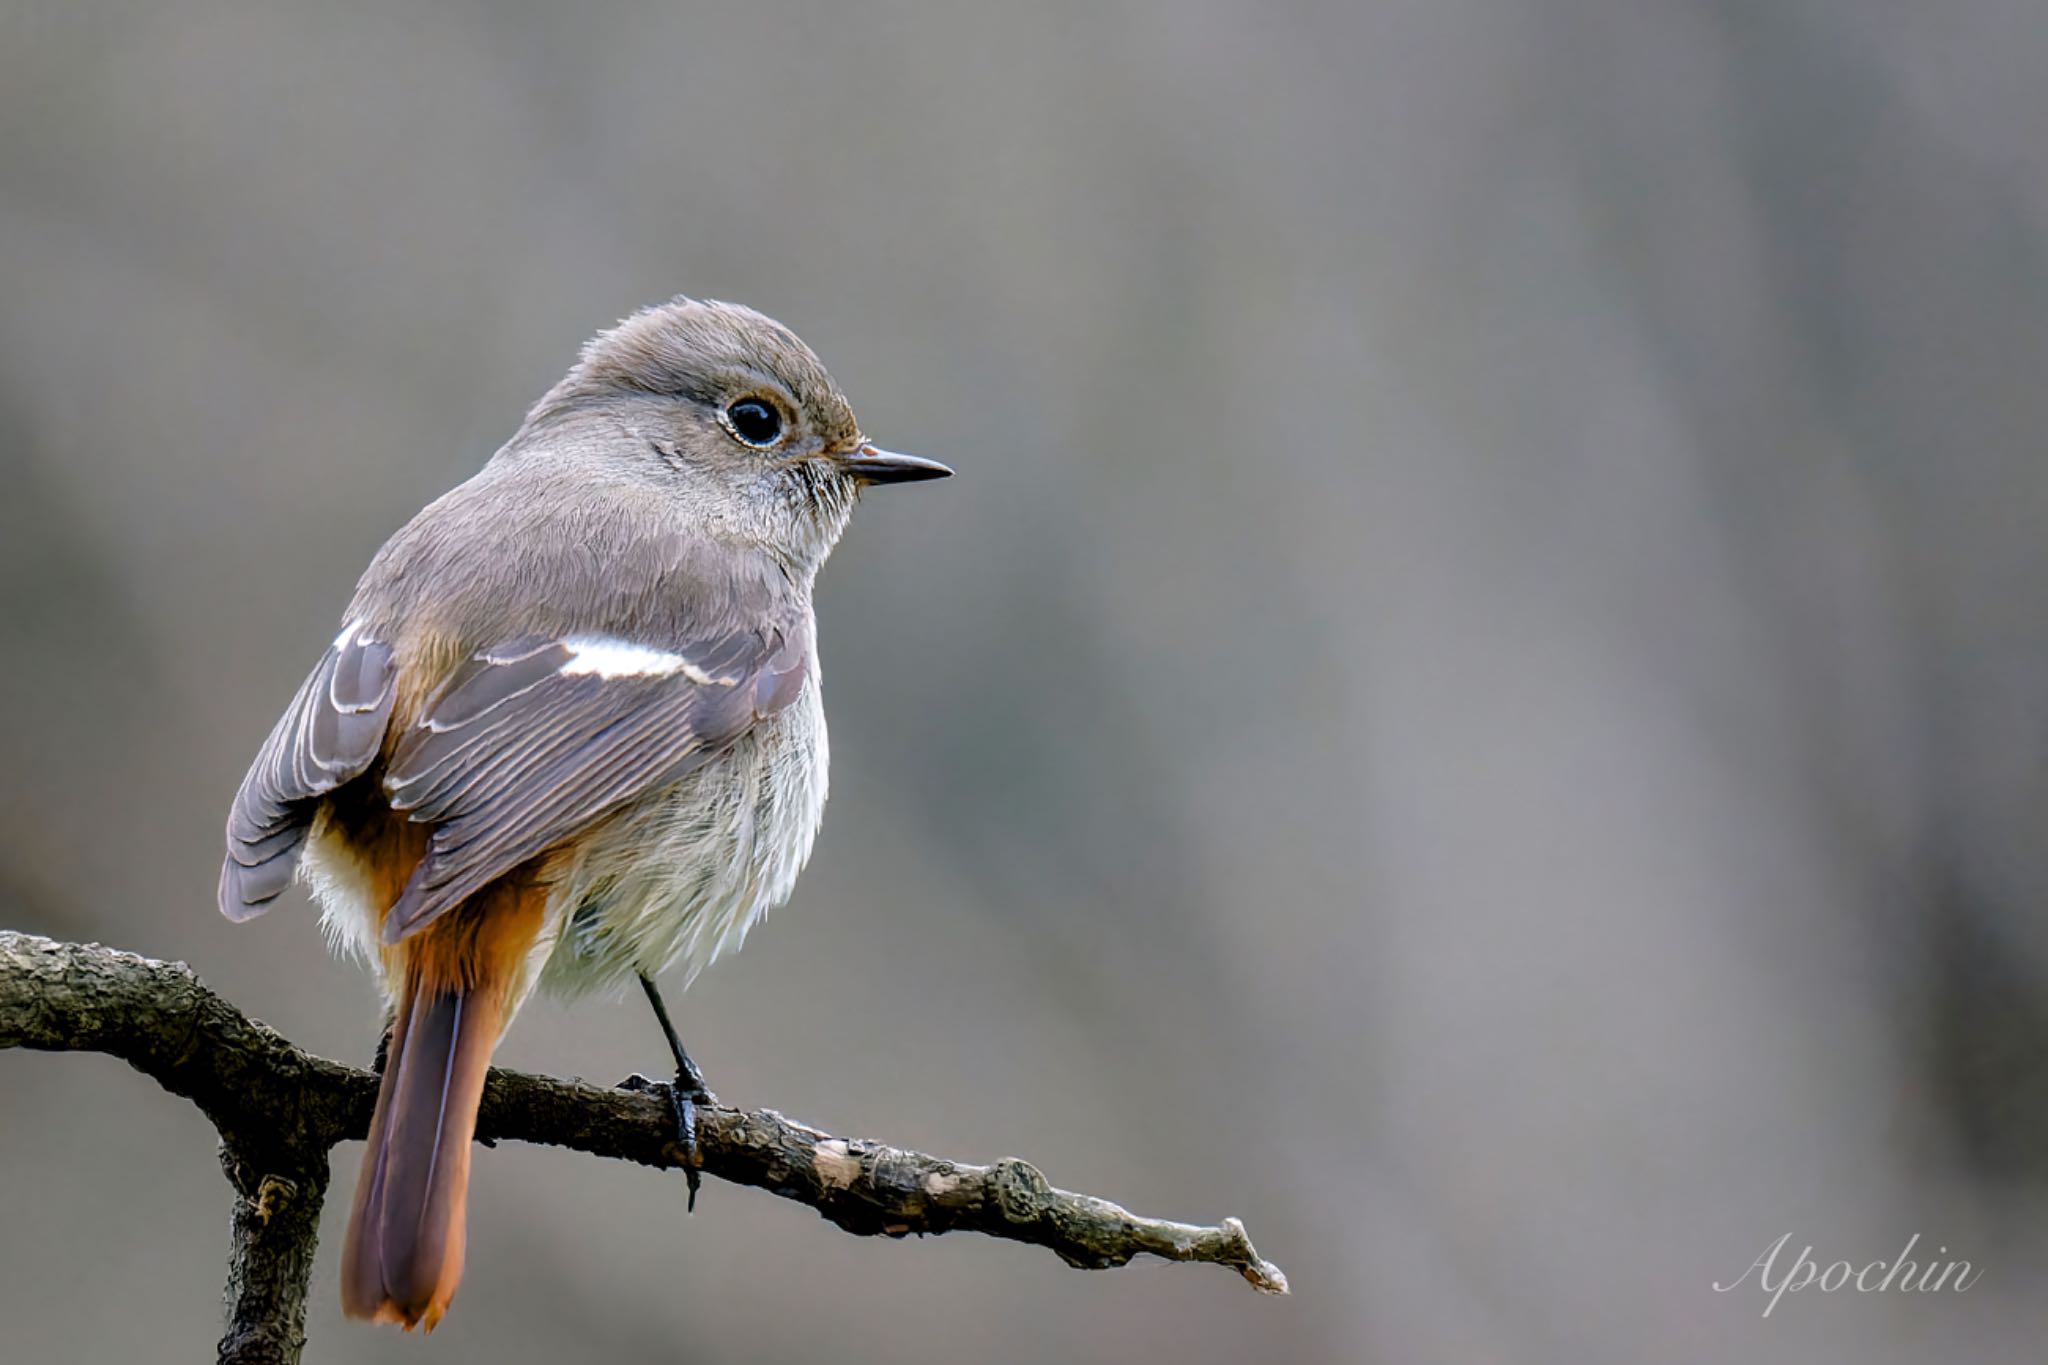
xmin=725 ymin=398 xmax=784 ymax=447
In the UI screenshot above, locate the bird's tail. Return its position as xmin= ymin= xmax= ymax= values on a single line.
xmin=341 ymin=974 xmax=499 ymax=1330
xmin=341 ymin=889 xmax=544 ymax=1330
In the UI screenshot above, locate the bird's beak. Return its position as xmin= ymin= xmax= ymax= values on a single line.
xmin=835 ymin=443 xmax=953 ymax=485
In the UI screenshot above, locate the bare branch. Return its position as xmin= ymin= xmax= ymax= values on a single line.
xmin=0 ymin=931 xmax=1287 ymax=1361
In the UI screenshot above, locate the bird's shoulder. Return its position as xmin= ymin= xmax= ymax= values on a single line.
xmin=347 ymin=461 xmax=805 ymax=664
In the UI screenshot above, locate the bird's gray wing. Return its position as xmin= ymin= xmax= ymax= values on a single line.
xmin=219 ymin=622 xmax=399 ymax=919
xmin=378 ymin=623 xmax=809 ymax=943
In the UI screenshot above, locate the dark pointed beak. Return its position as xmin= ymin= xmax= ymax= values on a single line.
xmin=837 ymin=443 xmax=953 ymax=485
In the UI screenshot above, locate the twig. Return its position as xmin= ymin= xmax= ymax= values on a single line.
xmin=0 ymin=931 xmax=1288 ymax=1364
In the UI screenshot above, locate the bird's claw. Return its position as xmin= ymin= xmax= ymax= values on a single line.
xmin=617 ymin=1069 xmax=716 ymax=1211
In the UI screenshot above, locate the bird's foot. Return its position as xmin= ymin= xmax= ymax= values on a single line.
xmin=630 ymin=972 xmax=715 ymax=1209
xmin=618 ymin=1066 xmax=717 ymax=1211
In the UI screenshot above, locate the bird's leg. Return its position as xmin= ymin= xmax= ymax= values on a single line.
xmin=621 ymin=972 xmax=714 ymax=1210
xmin=639 ymin=972 xmax=711 ymax=1098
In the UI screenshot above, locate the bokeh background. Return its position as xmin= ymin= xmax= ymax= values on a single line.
xmin=5 ymin=1 xmax=2048 ymax=1361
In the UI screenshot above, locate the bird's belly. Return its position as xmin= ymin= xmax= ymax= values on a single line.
xmin=537 ymin=679 xmax=828 ymax=999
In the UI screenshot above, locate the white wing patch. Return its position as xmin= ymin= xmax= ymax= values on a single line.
xmin=559 ymin=636 xmax=718 ymax=684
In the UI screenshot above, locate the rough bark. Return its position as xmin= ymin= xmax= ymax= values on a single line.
xmin=0 ymin=931 xmax=1287 ymax=1364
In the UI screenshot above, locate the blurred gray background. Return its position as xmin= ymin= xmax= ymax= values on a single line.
xmin=4 ymin=1 xmax=2048 ymax=1361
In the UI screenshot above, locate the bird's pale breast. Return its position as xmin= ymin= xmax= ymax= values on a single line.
xmin=536 ymin=661 xmax=829 ymax=998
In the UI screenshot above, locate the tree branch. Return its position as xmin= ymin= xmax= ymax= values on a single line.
xmin=0 ymin=931 xmax=1287 ymax=1363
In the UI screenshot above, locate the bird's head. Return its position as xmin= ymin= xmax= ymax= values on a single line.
xmin=517 ymin=297 xmax=950 ymax=571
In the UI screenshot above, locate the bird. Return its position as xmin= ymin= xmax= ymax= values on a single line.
xmin=216 ymin=297 xmax=951 ymax=1330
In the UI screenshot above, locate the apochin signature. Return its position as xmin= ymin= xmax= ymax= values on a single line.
xmin=1714 ymin=1233 xmax=1981 ymax=1317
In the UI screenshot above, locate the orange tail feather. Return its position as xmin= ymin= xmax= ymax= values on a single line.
xmin=342 ymin=884 xmax=545 ymax=1330
xmin=341 ymin=975 xmax=501 ymax=1329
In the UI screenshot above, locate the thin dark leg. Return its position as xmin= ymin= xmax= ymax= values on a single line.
xmin=637 ymin=972 xmax=712 ymax=1210
xmin=639 ymin=974 xmax=709 ymax=1094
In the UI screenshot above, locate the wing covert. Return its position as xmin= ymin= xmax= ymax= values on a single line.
xmin=379 ymin=624 xmax=808 ymax=942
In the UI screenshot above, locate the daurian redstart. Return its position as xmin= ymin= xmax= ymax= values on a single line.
xmin=217 ymin=298 xmax=950 ymax=1329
